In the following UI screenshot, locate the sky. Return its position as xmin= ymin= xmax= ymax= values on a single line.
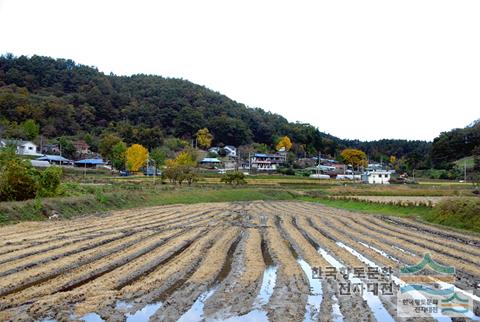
xmin=0 ymin=0 xmax=479 ymax=141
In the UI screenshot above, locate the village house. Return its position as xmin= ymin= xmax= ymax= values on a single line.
xmin=41 ymin=143 xmax=61 ymax=155
xmin=208 ymin=146 xmax=237 ymax=158
xmin=250 ymin=153 xmax=286 ymax=171
xmin=73 ymin=140 xmax=91 ymax=157
xmin=362 ymin=170 xmax=391 ymax=184
xmin=0 ymin=139 xmax=41 ymax=156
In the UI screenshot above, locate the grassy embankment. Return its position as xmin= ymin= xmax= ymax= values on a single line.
xmin=0 ymin=183 xmax=296 ymax=225
xmin=302 ymin=196 xmax=480 ymax=233
xmin=1 ymin=173 xmax=478 ymax=233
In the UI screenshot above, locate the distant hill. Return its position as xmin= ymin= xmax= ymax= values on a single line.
xmin=0 ymin=54 xmax=432 ymax=164
xmin=431 ymin=120 xmax=480 ymax=168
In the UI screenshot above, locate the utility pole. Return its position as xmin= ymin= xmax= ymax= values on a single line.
xmin=464 ymin=135 xmax=468 ymax=183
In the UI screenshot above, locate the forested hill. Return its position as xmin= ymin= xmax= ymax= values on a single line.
xmin=430 ymin=120 xmax=480 ymax=168
xmin=0 ymin=54 xmax=340 ymax=153
xmin=0 ymin=54 xmax=433 ymax=163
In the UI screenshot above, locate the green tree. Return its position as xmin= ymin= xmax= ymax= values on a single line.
xmin=111 ymin=141 xmax=127 ymax=170
xmin=99 ymin=134 xmax=122 ymax=161
xmin=150 ymin=147 xmax=167 ymax=167
xmin=21 ymin=119 xmax=39 ymax=140
xmin=58 ymin=137 xmax=75 ymax=159
xmin=473 ymin=146 xmax=480 ymax=172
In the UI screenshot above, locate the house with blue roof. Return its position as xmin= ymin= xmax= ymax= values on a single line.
xmin=37 ymin=155 xmax=72 ymax=165
xmin=250 ymin=152 xmax=286 ymax=171
xmin=74 ymin=158 xmax=105 ymax=168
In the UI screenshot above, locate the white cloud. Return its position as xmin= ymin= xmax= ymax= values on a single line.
xmin=1 ymin=0 xmax=479 ymax=140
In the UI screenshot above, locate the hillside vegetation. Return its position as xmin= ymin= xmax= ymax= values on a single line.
xmin=0 ymin=54 xmax=433 ymax=162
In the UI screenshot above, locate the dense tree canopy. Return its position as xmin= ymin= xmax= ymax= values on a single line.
xmin=430 ymin=120 xmax=480 ymax=168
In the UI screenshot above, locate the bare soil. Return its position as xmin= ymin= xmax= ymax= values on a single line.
xmin=0 ymin=201 xmax=478 ymax=321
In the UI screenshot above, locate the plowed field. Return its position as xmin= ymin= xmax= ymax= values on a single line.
xmin=0 ymin=201 xmax=478 ymax=322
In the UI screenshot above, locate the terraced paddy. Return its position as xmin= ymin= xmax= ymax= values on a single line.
xmin=0 ymin=201 xmax=478 ymax=321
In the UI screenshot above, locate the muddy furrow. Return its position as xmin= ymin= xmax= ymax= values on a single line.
xmin=113 ymin=227 xmax=226 ymax=314
xmin=320 ymin=213 xmax=480 ymax=303
xmin=283 ymin=214 xmax=376 ymax=322
xmin=203 ymin=228 xmax=266 ymax=320
xmin=346 ymin=215 xmax=480 ymax=277
xmin=0 ymin=229 xmax=181 ymax=301
xmin=0 ymin=207 xmax=172 ymax=245
xmin=317 ymin=215 xmax=412 ymax=268
xmin=0 ymin=234 xmax=96 ymax=265
xmin=0 ymin=231 xmax=165 ymax=311
xmin=149 ymin=227 xmax=242 ymax=321
xmin=263 ymin=214 xmax=308 ymax=322
xmin=23 ymin=227 xmax=207 ymax=320
xmin=378 ymin=215 xmax=480 ymax=246
xmin=86 ymin=227 xmax=227 ymax=321
xmin=302 ymin=214 xmax=399 ymax=269
xmin=0 ymin=204 xmax=202 ymax=247
xmin=363 ymin=214 xmax=480 ymax=258
xmin=0 ymin=207 xmax=216 ymax=267
xmin=0 ymin=232 xmax=127 ymax=278
xmin=0 ymin=223 xmax=214 ymax=314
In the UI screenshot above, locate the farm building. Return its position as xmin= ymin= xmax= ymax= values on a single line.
xmin=199 ymin=158 xmax=222 ymax=169
xmin=37 ymin=155 xmax=72 ymax=165
xmin=75 ymin=158 xmax=105 ymax=168
xmin=362 ymin=170 xmax=391 ymax=184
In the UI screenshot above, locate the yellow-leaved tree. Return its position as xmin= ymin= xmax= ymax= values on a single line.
xmin=164 ymin=150 xmax=197 ymax=185
xmin=389 ymin=155 xmax=397 ymax=165
xmin=276 ymin=136 xmax=292 ymax=151
xmin=340 ymin=148 xmax=368 ymax=169
xmin=126 ymin=144 xmax=148 ymax=172
xmin=196 ymin=128 xmax=214 ymax=149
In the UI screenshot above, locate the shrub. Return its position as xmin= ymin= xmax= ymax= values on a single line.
xmin=163 ymin=164 xmax=198 ymax=185
xmin=0 ymin=148 xmax=64 ymax=201
xmin=36 ymin=166 xmax=63 ymax=197
xmin=0 ymin=159 xmax=38 ymax=201
xmin=221 ymin=172 xmax=247 ymax=185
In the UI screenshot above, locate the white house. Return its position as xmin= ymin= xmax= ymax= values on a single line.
xmin=208 ymin=146 xmax=237 ymax=158
xmin=363 ymin=170 xmax=391 ymax=184
xmin=0 ymin=139 xmax=41 ymax=156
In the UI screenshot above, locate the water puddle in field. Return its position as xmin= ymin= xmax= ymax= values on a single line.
xmin=217 ymin=265 xmax=278 ymax=322
xmin=358 ymin=241 xmax=399 ymax=263
xmin=177 ymin=287 xmax=218 ymax=322
xmin=125 ymin=303 xmax=163 ymax=322
xmin=391 ymin=245 xmax=417 ymax=257
xmin=80 ymin=313 xmax=104 ymax=322
xmin=331 ymin=294 xmax=343 ymax=322
xmin=177 ymin=235 xmax=241 ymax=322
xmin=297 ymin=259 xmax=323 ymax=322
xmin=206 ymin=234 xmax=278 ymax=322
xmin=316 ymin=244 xmax=395 ymax=322
xmin=335 ymin=242 xmax=460 ymax=322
